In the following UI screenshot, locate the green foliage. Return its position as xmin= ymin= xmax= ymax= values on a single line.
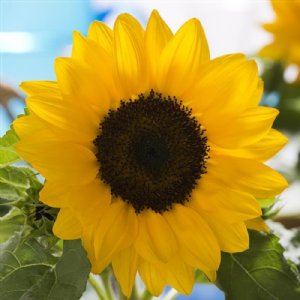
xmin=258 ymin=198 xmax=275 ymax=209
xmin=261 ymin=60 xmax=300 ymax=134
xmin=261 ymin=62 xmax=284 ymax=94
xmin=22 ymin=240 xmax=91 ymax=300
xmin=0 ymin=232 xmax=57 ymax=300
xmin=275 ymin=95 xmax=300 ymax=133
xmin=0 ymin=208 xmax=27 ymax=243
xmin=217 ymin=230 xmax=300 ymax=300
xmin=0 ymin=127 xmax=20 ymax=167
xmin=0 ymin=232 xmax=90 ymax=300
xmin=0 ymin=166 xmax=36 ymax=205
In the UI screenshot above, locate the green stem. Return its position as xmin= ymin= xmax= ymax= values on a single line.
xmin=102 ymin=272 xmax=114 ymax=300
xmin=88 ymin=275 xmax=106 ymax=300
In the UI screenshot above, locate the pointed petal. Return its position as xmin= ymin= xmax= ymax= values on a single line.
xmin=88 ymin=20 xmax=113 ymax=53
xmin=82 ymin=224 xmax=101 ymax=273
xmin=164 ymin=205 xmax=220 ymax=272
xmin=184 ymin=55 xmax=259 ymax=117
xmin=145 ymin=10 xmax=173 ymax=87
xmin=213 ymin=129 xmax=288 ymax=161
xmin=203 ymin=217 xmax=249 ymax=252
xmin=93 ymin=200 xmax=138 ymax=264
xmin=55 ymin=57 xmax=110 ymax=114
xmin=138 ymin=260 xmax=167 ymax=296
xmin=157 ymin=18 xmax=209 ymax=96
xmin=166 ymin=258 xmax=195 ymax=295
xmin=113 ymin=13 xmax=146 ymax=98
xmin=72 ymin=31 xmax=120 ymax=103
xmin=13 ymin=115 xmax=55 ymax=141
xmin=53 ymin=208 xmax=82 ymax=239
xmin=19 ymin=80 xmax=61 ymax=98
xmin=40 ymin=181 xmax=70 ymax=208
xmin=245 ymin=217 xmax=269 ymax=233
xmin=207 ymin=156 xmax=288 ymax=199
xmin=26 ymin=94 xmax=99 ymax=144
xmin=190 ymin=185 xmax=262 ymax=222
xmin=15 ymin=140 xmax=98 ymax=186
xmin=112 ymin=246 xmax=138 ymax=297
xmin=135 ymin=210 xmax=177 ymax=263
xmin=70 ymin=180 xmax=111 ymax=225
xmin=41 ymin=179 xmax=111 ymax=223
xmin=207 ymin=107 xmax=279 ymax=148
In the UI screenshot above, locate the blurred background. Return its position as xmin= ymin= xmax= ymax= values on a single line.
xmin=1 ymin=1 xmax=299 ymax=299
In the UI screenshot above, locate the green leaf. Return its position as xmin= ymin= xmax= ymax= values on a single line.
xmin=0 ymin=235 xmax=90 ymax=300
xmin=0 ymin=165 xmax=57 ymax=245
xmin=258 ymin=198 xmax=275 ymax=209
xmin=0 ymin=167 xmax=30 ymax=204
xmin=21 ymin=240 xmax=91 ymax=300
xmin=0 ymin=166 xmax=41 ymax=205
xmin=0 ymin=128 xmax=20 ymax=167
xmin=0 ymin=232 xmax=57 ymax=300
xmin=217 ymin=230 xmax=300 ymax=300
xmin=274 ymin=105 xmax=300 ymax=133
xmin=0 ymin=208 xmax=27 ymax=243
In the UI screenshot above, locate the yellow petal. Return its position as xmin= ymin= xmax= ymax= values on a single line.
xmin=40 ymin=180 xmax=70 ymax=208
xmin=15 ymin=140 xmax=98 ymax=186
xmin=55 ymin=57 xmax=110 ymax=113
xmin=13 ymin=114 xmax=55 ymax=141
xmin=166 ymin=258 xmax=195 ymax=295
xmin=213 ymin=129 xmax=288 ymax=161
xmin=135 ymin=210 xmax=177 ymax=263
xmin=82 ymin=223 xmax=100 ymax=273
xmin=72 ymin=31 xmax=120 ymax=104
xmin=26 ymin=95 xmax=99 ymax=144
xmin=93 ymin=200 xmax=138 ymax=264
xmin=164 ymin=205 xmax=220 ymax=272
xmin=157 ymin=18 xmax=209 ymax=96
xmin=138 ymin=260 xmax=166 ymax=296
xmin=112 ymin=246 xmax=138 ymax=297
xmin=145 ymin=10 xmax=173 ymax=87
xmin=207 ymin=107 xmax=279 ymax=149
xmin=69 ymin=180 xmax=111 ymax=225
xmin=184 ymin=54 xmax=259 ymax=117
xmin=201 ymin=269 xmax=216 ymax=282
xmin=42 ymin=179 xmax=111 ymax=223
xmin=203 ymin=217 xmax=249 ymax=252
xmin=190 ymin=184 xmax=262 ymax=222
xmin=19 ymin=80 xmax=61 ymax=98
xmin=207 ymin=156 xmax=288 ymax=199
xmin=88 ymin=20 xmax=113 ymax=53
xmin=53 ymin=208 xmax=82 ymax=239
xmin=245 ymin=217 xmax=269 ymax=233
xmin=113 ymin=13 xmax=146 ymax=98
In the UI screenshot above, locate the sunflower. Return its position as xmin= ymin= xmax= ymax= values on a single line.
xmin=14 ymin=10 xmax=288 ymax=297
xmin=260 ymin=0 xmax=300 ymax=69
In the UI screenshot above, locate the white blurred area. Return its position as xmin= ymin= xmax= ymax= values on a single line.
xmin=92 ymin=0 xmax=274 ymax=59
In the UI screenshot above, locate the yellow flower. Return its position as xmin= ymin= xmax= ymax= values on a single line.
xmin=260 ymin=0 xmax=300 ymax=67
xmin=14 ymin=10 xmax=288 ymax=297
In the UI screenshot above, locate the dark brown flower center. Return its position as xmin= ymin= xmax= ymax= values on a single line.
xmin=94 ymin=90 xmax=209 ymax=213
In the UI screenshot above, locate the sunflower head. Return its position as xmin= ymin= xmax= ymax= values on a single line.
xmin=13 ymin=10 xmax=288 ymax=297
xmin=260 ymin=0 xmax=300 ymax=70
